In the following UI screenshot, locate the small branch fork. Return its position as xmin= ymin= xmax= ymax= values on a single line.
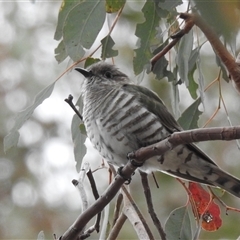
xmin=59 ymin=125 xmax=240 ymax=240
xmin=65 ymin=95 xmax=83 ymax=121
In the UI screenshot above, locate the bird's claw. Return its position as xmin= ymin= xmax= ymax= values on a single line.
xmin=117 ymin=166 xmax=132 ymax=185
xmin=127 ymin=152 xmax=143 ymax=167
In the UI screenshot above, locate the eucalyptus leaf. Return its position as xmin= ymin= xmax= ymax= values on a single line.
xmin=4 ymin=82 xmax=56 ymax=152
xmin=165 ymin=206 xmax=192 ymax=240
xmin=63 ymin=1 xmax=105 ymax=61
xmin=71 ymin=95 xmax=87 ymax=172
xmin=178 ymin=98 xmax=202 ymax=130
xmin=133 ymin=0 xmax=160 ymax=75
xmin=55 ymin=40 xmax=68 ymax=63
xmin=177 ymin=29 xmax=193 ymax=86
xmin=101 ymin=35 xmax=118 ymax=60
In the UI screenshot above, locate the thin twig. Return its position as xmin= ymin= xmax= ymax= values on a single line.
xmin=139 ymin=171 xmax=166 ymax=240
xmin=112 ymin=193 xmax=123 ymax=227
xmin=86 ymin=170 xmax=101 ymax=232
xmin=65 ymin=94 xmax=83 ymax=120
xmin=107 ymin=213 xmax=127 ymax=240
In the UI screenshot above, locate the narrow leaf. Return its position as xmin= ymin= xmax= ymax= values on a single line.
xmin=152 ymin=39 xmax=174 ymax=80
xmin=178 ymin=98 xmax=202 ymax=130
xmin=188 ymin=47 xmax=200 ymax=72
xmin=188 ymin=64 xmax=198 ymax=100
xmin=165 ymin=206 xmax=192 ymax=240
xmin=4 ymin=82 xmax=56 ymax=152
xmin=101 ymin=35 xmax=118 ymax=60
xmin=63 ymin=1 xmax=105 ymax=61
xmin=133 ymin=0 xmax=160 ymax=75
xmin=152 ymin=56 xmax=169 ymax=80
xmin=177 ymin=29 xmax=193 ymax=86
xmin=187 ymin=47 xmax=201 ymax=99
xmin=71 ymin=95 xmax=87 ymax=172
xmin=196 ymin=58 xmax=205 ymax=109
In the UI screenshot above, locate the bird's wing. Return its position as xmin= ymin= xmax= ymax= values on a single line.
xmin=123 ymin=84 xmax=218 ymax=166
xmin=122 ymin=84 xmax=182 ymax=132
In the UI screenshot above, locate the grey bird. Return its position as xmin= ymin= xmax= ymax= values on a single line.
xmin=75 ymin=61 xmax=240 ymax=198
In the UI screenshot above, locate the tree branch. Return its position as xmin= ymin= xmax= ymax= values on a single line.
xmin=179 ymin=12 xmax=240 ymax=93
xmin=130 ymin=126 xmax=240 ymax=164
xmin=59 ymin=125 xmax=240 ymax=240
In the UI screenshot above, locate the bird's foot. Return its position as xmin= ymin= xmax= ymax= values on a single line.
xmin=127 ymin=152 xmax=143 ymax=167
xmin=117 ymin=166 xmax=134 ymax=185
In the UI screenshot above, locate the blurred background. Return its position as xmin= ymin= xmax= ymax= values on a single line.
xmin=1 ymin=1 xmax=240 ymax=239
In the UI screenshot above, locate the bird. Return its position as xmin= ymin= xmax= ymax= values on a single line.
xmin=75 ymin=61 xmax=240 ymax=198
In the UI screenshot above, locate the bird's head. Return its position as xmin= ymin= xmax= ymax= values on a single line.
xmin=75 ymin=62 xmax=129 ymax=86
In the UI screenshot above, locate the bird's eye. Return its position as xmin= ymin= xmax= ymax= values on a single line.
xmin=104 ymin=71 xmax=112 ymax=78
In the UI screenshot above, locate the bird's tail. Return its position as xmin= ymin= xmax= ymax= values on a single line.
xmin=205 ymin=166 xmax=240 ymax=198
xmin=162 ymin=163 xmax=240 ymax=198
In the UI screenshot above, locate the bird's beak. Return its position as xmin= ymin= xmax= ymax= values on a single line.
xmin=75 ymin=68 xmax=93 ymax=78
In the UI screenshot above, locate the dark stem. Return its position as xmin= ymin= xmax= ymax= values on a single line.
xmin=86 ymin=170 xmax=101 ymax=233
xmin=65 ymin=94 xmax=83 ymax=121
xmin=139 ymin=171 xmax=166 ymax=240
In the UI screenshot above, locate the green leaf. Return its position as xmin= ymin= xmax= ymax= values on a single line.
xmin=133 ymin=0 xmax=160 ymax=75
xmin=101 ymin=35 xmax=118 ymax=60
xmin=54 ymin=40 xmax=68 ymax=63
xmin=187 ymin=65 xmax=198 ymax=100
xmin=187 ymin=46 xmax=205 ymax=100
xmin=178 ymin=98 xmax=202 ymax=130
xmin=105 ymin=0 xmax=126 ymax=13
xmin=4 ymin=82 xmax=56 ymax=152
xmin=165 ymin=206 xmax=192 ymax=240
xmin=177 ymin=29 xmax=193 ymax=86
xmin=152 ymin=55 xmax=169 ymax=80
xmin=151 ymin=39 xmax=175 ymax=81
xmin=54 ymin=0 xmax=80 ymax=41
xmin=84 ymin=57 xmax=101 ymax=68
xmin=71 ymin=95 xmax=87 ymax=172
xmin=187 ymin=47 xmax=199 ymax=99
xmin=63 ymin=1 xmax=105 ymax=61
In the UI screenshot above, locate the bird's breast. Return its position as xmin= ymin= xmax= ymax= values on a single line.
xmin=82 ymin=89 xmax=170 ymax=166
